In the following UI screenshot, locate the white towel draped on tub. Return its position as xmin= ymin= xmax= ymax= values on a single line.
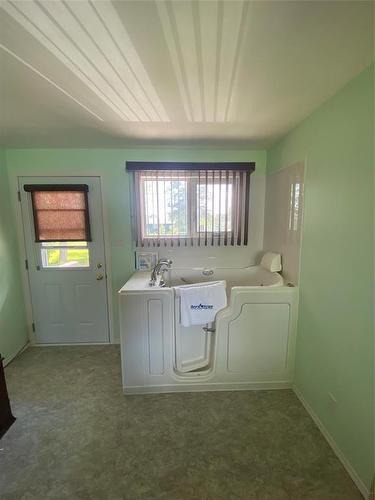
xmin=176 ymin=281 xmax=227 ymax=327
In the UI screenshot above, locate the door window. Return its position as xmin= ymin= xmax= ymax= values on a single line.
xmin=40 ymin=241 xmax=90 ymax=269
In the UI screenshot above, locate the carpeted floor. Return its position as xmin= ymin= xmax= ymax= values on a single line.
xmin=1 ymin=346 xmax=361 ymax=500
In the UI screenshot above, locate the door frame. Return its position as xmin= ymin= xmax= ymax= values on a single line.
xmin=10 ymin=172 xmax=115 ymax=345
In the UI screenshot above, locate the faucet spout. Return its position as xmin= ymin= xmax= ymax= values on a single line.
xmin=150 ymin=258 xmax=172 ymax=286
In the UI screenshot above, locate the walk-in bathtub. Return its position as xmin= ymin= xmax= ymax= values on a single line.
xmin=119 ymin=266 xmax=297 ymax=394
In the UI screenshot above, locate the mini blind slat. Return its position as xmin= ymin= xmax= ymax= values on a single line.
xmin=231 ymin=172 xmax=236 ymax=246
xmin=142 ymin=174 xmax=146 ymax=247
xmin=163 ymin=176 xmax=167 ymax=247
xmin=229 ymin=172 xmax=237 ymax=246
xmin=224 ymin=170 xmax=229 ymax=246
xmin=243 ymin=173 xmax=247 ymax=244
xmin=170 ymin=171 xmax=174 ymax=247
xmin=243 ymin=171 xmax=250 ymax=245
xmin=153 ymin=177 xmax=157 ymax=247
xmin=148 ymin=174 xmax=153 ymax=247
xmin=177 ymin=169 xmax=181 ymax=247
xmin=131 ymin=166 xmax=254 ymax=248
xmin=137 ymin=173 xmax=142 ymax=247
xmin=190 ymin=170 xmax=193 ymax=247
xmin=204 ymin=170 xmax=208 ymax=246
xmin=198 ymin=170 xmax=201 ymax=246
xmin=147 ymin=174 xmax=152 ymax=248
xmin=156 ymin=170 xmax=160 ymax=247
xmin=218 ymin=170 xmax=222 ymax=246
xmin=211 ymin=170 xmax=214 ymax=247
xmin=140 ymin=172 xmax=146 ymax=247
xmin=237 ymin=171 xmax=244 ymax=245
xmin=134 ymin=173 xmax=140 ymax=246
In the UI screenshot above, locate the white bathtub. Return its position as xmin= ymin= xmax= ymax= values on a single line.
xmin=167 ymin=265 xmax=283 ymax=288
xmin=119 ymin=266 xmax=297 ymax=394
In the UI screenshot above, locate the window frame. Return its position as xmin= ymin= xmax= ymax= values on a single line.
xmin=189 ymin=174 xmax=235 ymax=240
xmin=138 ymin=173 xmax=235 ymax=243
xmin=127 ymin=162 xmax=255 ymax=247
xmin=139 ymin=172 xmax=189 ymax=241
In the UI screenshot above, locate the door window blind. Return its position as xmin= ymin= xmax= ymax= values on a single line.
xmin=126 ymin=162 xmax=255 ymax=247
xmin=24 ymin=184 xmax=91 ymax=242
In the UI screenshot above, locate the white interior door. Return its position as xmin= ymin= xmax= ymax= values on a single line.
xmin=19 ymin=176 xmax=110 ymax=344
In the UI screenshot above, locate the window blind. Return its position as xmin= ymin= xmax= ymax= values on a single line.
xmin=126 ymin=162 xmax=255 ymax=247
xmin=24 ymin=184 xmax=91 ymax=242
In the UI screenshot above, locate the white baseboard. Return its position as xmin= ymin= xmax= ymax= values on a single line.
xmin=33 ymin=342 xmax=115 ymax=347
xmin=293 ymin=386 xmax=370 ymax=499
xmin=3 ymin=342 xmax=29 ymax=366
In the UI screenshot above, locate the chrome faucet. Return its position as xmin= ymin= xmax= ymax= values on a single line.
xmin=150 ymin=258 xmax=172 ymax=286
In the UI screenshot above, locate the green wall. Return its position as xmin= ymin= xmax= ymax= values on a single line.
xmin=268 ymin=65 xmax=374 ymax=491
xmin=3 ymin=65 xmax=373 ymax=491
xmin=0 ymin=150 xmax=29 ymax=362
xmin=5 ymin=148 xmax=266 ymax=344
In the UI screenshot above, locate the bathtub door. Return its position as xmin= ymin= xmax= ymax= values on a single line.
xmin=174 ymin=296 xmax=213 ymax=373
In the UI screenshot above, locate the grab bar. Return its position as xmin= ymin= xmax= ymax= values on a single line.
xmin=202 ymin=326 xmax=216 ymax=334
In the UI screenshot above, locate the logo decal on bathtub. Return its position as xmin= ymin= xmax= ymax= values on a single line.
xmin=190 ymin=303 xmax=213 ymax=310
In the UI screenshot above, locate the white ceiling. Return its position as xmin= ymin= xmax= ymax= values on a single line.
xmin=0 ymin=0 xmax=373 ymax=148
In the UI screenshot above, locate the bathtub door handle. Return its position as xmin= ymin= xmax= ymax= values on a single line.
xmin=202 ymin=326 xmax=216 ymax=333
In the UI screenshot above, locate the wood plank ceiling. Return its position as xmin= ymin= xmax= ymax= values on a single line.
xmin=0 ymin=0 xmax=373 ymax=147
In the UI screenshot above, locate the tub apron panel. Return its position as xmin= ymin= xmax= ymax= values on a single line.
xmin=118 ymin=268 xmax=298 ymax=394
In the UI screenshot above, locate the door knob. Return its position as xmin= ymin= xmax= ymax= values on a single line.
xmin=96 ymin=273 xmax=104 ymax=281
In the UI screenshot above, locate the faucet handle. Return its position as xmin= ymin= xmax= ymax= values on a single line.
xmin=158 ymin=258 xmax=172 ymax=267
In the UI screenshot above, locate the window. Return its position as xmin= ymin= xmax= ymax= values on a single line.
xmin=24 ymin=184 xmax=92 ymax=269
xmin=141 ymin=174 xmax=188 ymax=238
xmin=288 ymin=182 xmax=302 ymax=232
xmin=40 ymin=241 xmax=90 ymax=269
xmin=127 ymin=162 xmax=255 ymax=247
xmin=196 ymin=178 xmax=233 ymax=234
xmin=24 ymin=184 xmax=91 ymax=242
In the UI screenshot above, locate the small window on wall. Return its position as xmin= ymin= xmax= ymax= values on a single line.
xmin=24 ymin=184 xmax=91 ymax=269
xmin=40 ymin=242 xmax=90 ymax=268
xmin=126 ymin=162 xmax=255 ymax=247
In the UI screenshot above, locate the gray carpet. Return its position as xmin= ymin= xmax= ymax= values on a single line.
xmin=1 ymin=346 xmax=361 ymax=500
